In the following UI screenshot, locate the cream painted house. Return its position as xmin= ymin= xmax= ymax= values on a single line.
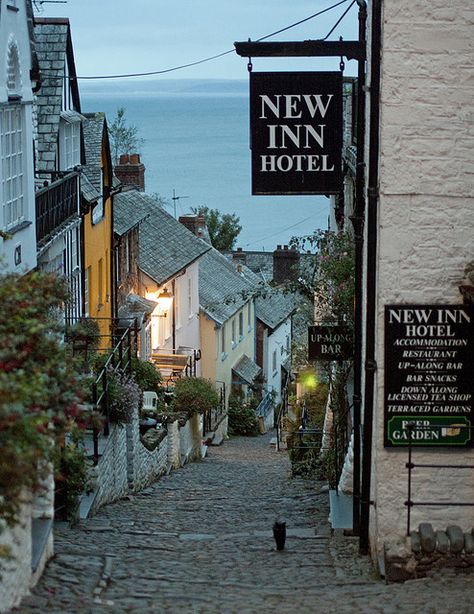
xmin=114 ymin=189 xmax=210 ymax=380
xmin=199 ymin=247 xmax=260 ymax=407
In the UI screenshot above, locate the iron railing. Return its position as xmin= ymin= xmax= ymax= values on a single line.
xmin=91 ymin=322 xmax=138 ymax=463
xmin=36 ymin=172 xmax=79 ymax=246
xmin=203 ymin=382 xmax=226 ymax=435
xmin=405 ymin=423 xmax=474 ymax=535
xmin=276 ymin=373 xmax=290 ymax=451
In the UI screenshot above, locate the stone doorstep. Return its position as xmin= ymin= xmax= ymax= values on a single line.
xmin=329 ymin=490 xmax=353 ymax=531
xmin=79 ymin=489 xmax=99 ymax=520
xmin=31 ymin=517 xmax=53 ymax=572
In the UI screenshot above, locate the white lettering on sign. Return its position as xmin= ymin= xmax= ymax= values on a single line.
xmin=259 ymin=94 xmax=334 ymax=120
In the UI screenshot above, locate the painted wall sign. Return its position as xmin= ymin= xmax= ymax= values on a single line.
xmin=308 ymin=325 xmax=353 ymax=360
xmin=384 ymin=304 xmax=474 ymax=447
xmin=250 ymin=72 xmax=342 ymax=195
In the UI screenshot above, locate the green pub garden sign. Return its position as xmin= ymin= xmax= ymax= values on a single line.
xmin=384 ymin=304 xmax=474 ymax=447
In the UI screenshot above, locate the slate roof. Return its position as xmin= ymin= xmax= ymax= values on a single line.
xmin=81 ymin=171 xmax=100 ymax=203
xmin=227 ymin=261 xmax=296 ymax=331
xmin=232 ymin=354 xmax=262 ymax=385
xmin=199 ymin=248 xmax=256 ymax=325
xmin=34 ymin=19 xmax=80 ymax=173
xmin=114 ymin=190 xmax=211 ymax=284
xmin=82 ymin=113 xmax=105 ymax=168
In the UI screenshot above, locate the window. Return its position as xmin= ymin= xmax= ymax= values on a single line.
xmin=98 ymin=258 xmax=103 ymax=306
xmin=91 ymin=170 xmax=104 ymax=224
xmin=1 ymin=106 xmax=24 ymax=230
xmin=239 ymin=312 xmax=243 ymax=339
xmin=247 ymin=302 xmax=252 ymax=331
xmin=84 ymin=267 xmax=90 ymax=316
xmin=231 ymin=319 xmax=236 ymax=347
xmin=221 ymin=324 xmax=226 ymax=356
xmin=60 ymin=120 xmax=80 ymax=170
xmin=188 ymin=277 xmax=193 ymax=317
xmin=175 ymin=281 xmax=181 ymax=329
xmin=286 ymin=334 xmax=290 ymax=352
xmin=272 ymin=350 xmax=277 ymax=374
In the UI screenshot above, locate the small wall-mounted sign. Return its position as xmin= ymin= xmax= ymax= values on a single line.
xmin=250 ymin=71 xmax=342 ymax=195
xmin=384 ymin=304 xmax=474 ymax=447
xmin=14 ymin=244 xmax=21 ymax=266
xmin=308 ymin=325 xmax=353 ymax=361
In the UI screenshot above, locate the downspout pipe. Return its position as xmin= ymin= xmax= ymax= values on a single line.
xmin=350 ymin=0 xmax=367 ymax=537
xmin=359 ymin=0 xmax=382 ymax=555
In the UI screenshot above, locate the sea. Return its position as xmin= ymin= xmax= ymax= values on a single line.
xmin=80 ymin=79 xmax=330 ymax=251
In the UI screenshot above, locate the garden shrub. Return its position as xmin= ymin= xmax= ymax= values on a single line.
xmin=228 ymin=393 xmax=259 ymax=436
xmin=170 ymin=377 xmax=219 ymax=417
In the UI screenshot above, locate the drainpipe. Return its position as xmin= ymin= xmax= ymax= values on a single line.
xmin=350 ymin=0 xmax=367 ymax=537
xmin=359 ymin=0 xmax=382 ymax=555
xmin=172 ymin=278 xmax=176 ymax=354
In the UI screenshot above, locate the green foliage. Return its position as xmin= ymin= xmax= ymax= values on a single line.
xmin=228 ymin=393 xmax=259 ymax=436
xmin=131 ymin=357 xmax=162 ymax=394
xmin=170 ymin=377 xmax=219 ymax=417
xmin=109 ymin=107 xmax=144 ymax=165
xmin=54 ymin=435 xmax=93 ymax=520
xmin=192 ymin=206 xmax=242 ymax=251
xmin=291 ymin=229 xmax=355 ymax=327
xmin=0 ymin=271 xmax=87 ymax=527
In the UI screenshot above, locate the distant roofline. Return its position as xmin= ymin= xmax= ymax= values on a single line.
xmin=34 ymin=17 xmax=70 ymax=25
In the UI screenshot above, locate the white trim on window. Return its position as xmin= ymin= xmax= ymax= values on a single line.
xmin=1 ymin=105 xmax=24 ymax=230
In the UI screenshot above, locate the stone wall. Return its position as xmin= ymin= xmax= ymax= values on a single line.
xmin=0 ymin=500 xmax=33 ymax=611
xmin=127 ymin=407 xmax=168 ymax=491
xmin=0 ymin=478 xmax=55 ymax=612
xmin=179 ymin=413 xmax=202 ymax=464
xmin=167 ymin=420 xmax=181 ymax=468
xmin=365 ymin=0 xmax=474 ymax=565
xmin=91 ymin=423 xmax=128 ymax=513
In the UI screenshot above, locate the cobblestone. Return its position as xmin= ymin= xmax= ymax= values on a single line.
xmin=16 ymin=432 xmax=474 ymax=613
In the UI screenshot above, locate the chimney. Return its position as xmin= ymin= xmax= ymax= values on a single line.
xmin=178 ymin=214 xmax=212 ymax=244
xmin=114 ymin=153 xmax=145 ymax=191
xmin=232 ymin=247 xmax=247 ymax=266
xmin=273 ymin=244 xmax=300 ymax=284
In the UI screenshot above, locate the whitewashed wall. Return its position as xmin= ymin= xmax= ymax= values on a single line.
xmin=265 ymin=319 xmax=291 ymax=404
xmin=366 ymin=0 xmax=474 ymax=561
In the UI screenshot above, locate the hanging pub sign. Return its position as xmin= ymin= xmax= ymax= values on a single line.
xmin=384 ymin=304 xmax=474 ymax=447
xmin=250 ymin=71 xmax=343 ymax=195
xmin=308 ymin=325 xmax=353 ymax=361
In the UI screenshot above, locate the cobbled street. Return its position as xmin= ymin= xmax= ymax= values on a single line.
xmin=17 ymin=433 xmax=474 ymax=613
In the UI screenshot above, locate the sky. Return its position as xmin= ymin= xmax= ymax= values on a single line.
xmin=35 ymin=0 xmax=359 ymax=81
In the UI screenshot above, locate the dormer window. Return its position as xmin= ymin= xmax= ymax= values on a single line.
xmin=59 ymin=112 xmax=82 ymax=170
xmin=6 ymin=40 xmax=21 ymax=97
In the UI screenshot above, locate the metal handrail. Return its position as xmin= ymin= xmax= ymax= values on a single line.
xmin=405 ymin=423 xmax=474 ymax=535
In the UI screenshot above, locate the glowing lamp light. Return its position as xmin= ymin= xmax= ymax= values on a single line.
xmin=156 ymin=288 xmax=173 ymax=312
xmin=301 ymin=371 xmax=317 ymax=390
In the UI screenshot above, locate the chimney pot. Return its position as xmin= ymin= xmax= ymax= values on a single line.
xmin=119 ymin=154 xmax=129 ymax=165
xmin=277 ymin=244 xmax=282 ymax=250
xmin=130 ymin=153 xmax=140 ymax=164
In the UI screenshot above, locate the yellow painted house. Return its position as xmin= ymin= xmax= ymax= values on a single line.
xmin=81 ymin=113 xmax=115 ymax=346
xmin=198 ymin=247 xmax=260 ymax=407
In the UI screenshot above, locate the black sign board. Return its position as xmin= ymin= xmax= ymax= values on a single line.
xmin=250 ymin=72 xmax=342 ymax=195
xmin=308 ymin=325 xmax=353 ymax=361
xmin=384 ymin=304 xmax=474 ymax=447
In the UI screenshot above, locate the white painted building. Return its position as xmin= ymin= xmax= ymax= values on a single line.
xmin=361 ymin=0 xmax=474 ymax=575
xmin=0 ymin=0 xmax=39 ymax=274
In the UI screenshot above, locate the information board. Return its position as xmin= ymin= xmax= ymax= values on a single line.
xmin=384 ymin=304 xmax=474 ymax=447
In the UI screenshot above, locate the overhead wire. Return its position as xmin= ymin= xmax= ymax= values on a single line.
xmin=243 ymin=209 xmax=327 ymax=248
xmin=38 ymin=0 xmax=353 ymax=81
